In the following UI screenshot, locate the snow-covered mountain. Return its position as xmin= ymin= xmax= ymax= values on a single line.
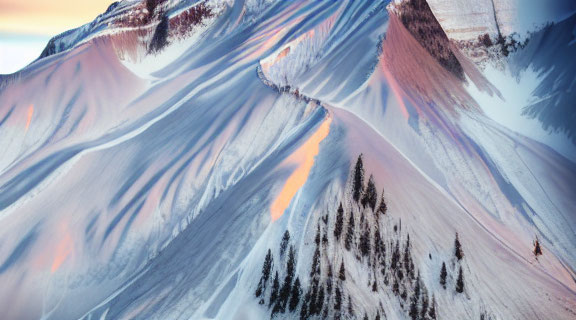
xmin=0 ymin=0 xmax=574 ymax=319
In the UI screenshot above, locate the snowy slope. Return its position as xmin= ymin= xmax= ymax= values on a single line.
xmin=0 ymin=0 xmax=574 ymax=319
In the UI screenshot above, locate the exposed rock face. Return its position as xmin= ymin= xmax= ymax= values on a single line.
xmin=389 ymin=0 xmax=465 ymax=80
xmin=425 ymin=0 xmax=576 ymax=42
xmin=425 ymin=0 xmax=516 ymax=41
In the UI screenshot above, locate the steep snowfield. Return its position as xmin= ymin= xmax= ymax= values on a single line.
xmin=0 ymin=0 xmax=574 ymax=319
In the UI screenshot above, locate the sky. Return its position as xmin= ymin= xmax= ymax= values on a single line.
xmin=0 ymin=0 xmax=113 ymax=74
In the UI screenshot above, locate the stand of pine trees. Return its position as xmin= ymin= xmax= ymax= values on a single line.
xmin=253 ymin=155 xmax=447 ymax=319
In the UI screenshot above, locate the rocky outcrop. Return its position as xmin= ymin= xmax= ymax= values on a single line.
xmin=425 ymin=0 xmax=516 ymax=41
xmin=388 ymin=0 xmax=465 ymax=80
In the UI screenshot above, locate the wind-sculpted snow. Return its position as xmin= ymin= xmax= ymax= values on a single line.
xmin=0 ymin=0 xmax=574 ymax=319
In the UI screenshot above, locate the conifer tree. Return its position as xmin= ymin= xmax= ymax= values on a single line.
xmin=372 ymin=280 xmax=377 ymax=292
xmin=533 ymin=236 xmax=543 ymax=257
xmin=269 ymin=271 xmax=280 ymax=307
xmin=300 ymin=298 xmax=309 ymax=320
xmin=378 ymin=190 xmax=388 ymax=215
xmin=414 ymin=272 xmax=421 ymax=298
xmin=363 ymin=313 xmax=369 ymax=320
xmin=409 ymin=293 xmax=419 ymax=320
xmin=255 ymin=249 xmax=273 ymax=298
xmin=421 ymin=293 xmax=429 ymax=319
xmin=345 ymin=211 xmax=355 ymax=250
xmin=404 ymin=235 xmax=414 ymax=279
xmin=373 ymin=228 xmax=382 ymax=256
xmin=391 ymin=241 xmax=401 ymax=270
xmin=334 ymin=287 xmax=342 ymax=310
xmin=280 ymin=230 xmax=290 ymax=257
xmin=360 ymin=226 xmax=371 ymax=257
xmin=397 ymin=267 xmax=404 ymax=281
xmin=327 ymin=264 xmax=333 ymax=294
xmin=454 ymin=233 xmax=464 ymax=260
xmin=289 ymin=277 xmax=301 ymax=312
xmin=375 ymin=229 xmax=386 ymax=269
xmin=429 ymin=296 xmax=437 ymax=319
xmin=287 ymin=246 xmax=296 ymax=279
xmin=440 ymin=262 xmax=447 ymax=289
xmin=339 ymin=261 xmax=346 ymax=281
xmin=315 ymin=224 xmax=321 ymax=245
xmin=334 ymin=203 xmax=344 ymax=240
xmin=353 ymin=155 xmax=365 ymax=202
xmin=315 ymin=285 xmax=325 ymax=315
xmin=272 ymin=298 xmax=283 ymax=315
xmin=310 ymin=247 xmax=321 ymax=277
xmin=276 ymin=246 xmax=296 ymax=312
xmin=393 ymin=277 xmax=400 ymax=295
xmin=348 ymin=296 xmax=354 ymax=316
xmin=362 ymin=175 xmax=378 ymax=211
xmin=455 ymin=266 xmax=465 ymax=293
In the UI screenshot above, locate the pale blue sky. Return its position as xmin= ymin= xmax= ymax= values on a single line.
xmin=0 ymin=0 xmax=111 ymax=74
xmin=0 ymin=33 xmax=50 ymax=74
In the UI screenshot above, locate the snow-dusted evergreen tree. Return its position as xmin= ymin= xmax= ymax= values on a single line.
xmin=352 ymin=155 xmax=365 ymax=202
xmin=409 ymin=295 xmax=419 ymax=320
xmin=456 ymin=266 xmax=465 ymax=293
xmin=289 ymin=277 xmax=301 ymax=312
xmin=334 ymin=203 xmax=344 ymax=240
xmin=339 ymin=261 xmax=346 ymax=281
xmin=454 ymin=232 xmax=464 ymax=260
xmin=280 ymin=230 xmax=290 ymax=257
xmin=362 ymin=175 xmax=378 ymax=211
xmin=404 ymin=235 xmax=415 ymax=279
xmin=359 ymin=225 xmax=371 ymax=257
xmin=391 ymin=241 xmax=401 ymax=270
xmin=348 ymin=295 xmax=355 ymax=316
xmin=300 ymin=297 xmax=309 ymax=320
xmin=429 ymin=296 xmax=437 ymax=319
xmin=315 ymin=224 xmax=321 ymax=246
xmin=269 ymin=271 xmax=280 ymax=307
xmin=345 ymin=210 xmax=355 ymax=250
xmin=440 ymin=262 xmax=447 ymax=289
xmin=533 ymin=236 xmax=543 ymax=257
xmin=255 ymin=249 xmax=273 ymax=299
xmin=378 ymin=190 xmax=388 ymax=215
xmin=275 ymin=245 xmax=297 ymax=313
xmin=334 ymin=287 xmax=342 ymax=310
xmin=421 ymin=291 xmax=429 ymax=319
